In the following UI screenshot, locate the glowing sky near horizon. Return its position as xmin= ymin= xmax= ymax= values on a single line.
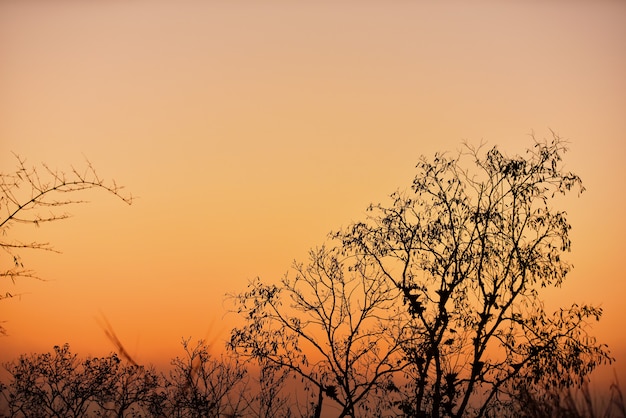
xmin=1 ymin=0 xmax=625 ymax=385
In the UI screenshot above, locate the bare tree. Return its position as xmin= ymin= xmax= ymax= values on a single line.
xmin=229 ymin=246 xmax=408 ymax=417
xmin=0 ymin=154 xmax=132 ymax=334
xmin=334 ymin=134 xmax=612 ymax=417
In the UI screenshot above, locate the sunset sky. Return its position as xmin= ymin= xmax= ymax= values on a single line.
xmin=1 ymin=0 xmax=625 ymax=387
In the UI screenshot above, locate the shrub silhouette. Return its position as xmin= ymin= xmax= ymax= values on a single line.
xmin=1 ymin=344 xmax=159 ymax=417
xmin=0 ymin=342 xmax=249 ymax=418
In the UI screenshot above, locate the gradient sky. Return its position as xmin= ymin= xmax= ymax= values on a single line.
xmin=1 ymin=0 xmax=625 ymax=386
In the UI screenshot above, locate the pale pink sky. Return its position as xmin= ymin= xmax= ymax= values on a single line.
xmin=1 ymin=0 xmax=625 ymax=386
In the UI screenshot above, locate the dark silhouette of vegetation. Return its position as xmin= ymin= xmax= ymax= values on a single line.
xmin=0 ymin=342 xmax=240 ymax=417
xmin=229 ymin=247 xmax=407 ymax=417
xmin=230 ymin=134 xmax=613 ymax=417
xmin=158 ymin=338 xmax=248 ymax=417
xmin=1 ymin=343 xmax=623 ymax=417
xmin=0 ymin=344 xmax=160 ymax=417
xmin=0 ymin=154 xmax=132 ymax=335
xmin=509 ymin=376 xmax=626 ymax=418
xmin=1 ymin=136 xmax=618 ymax=417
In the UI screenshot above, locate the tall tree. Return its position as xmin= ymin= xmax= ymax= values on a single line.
xmin=335 ymin=134 xmax=612 ymax=417
xmin=231 ymin=134 xmax=611 ymax=417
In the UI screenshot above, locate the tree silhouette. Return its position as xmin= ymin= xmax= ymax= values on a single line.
xmin=0 ymin=344 xmax=160 ymax=417
xmin=0 ymin=154 xmax=132 ymax=334
xmin=159 ymin=338 xmax=249 ymax=418
xmin=1 ymin=136 xmax=613 ymax=417
xmin=231 ymin=133 xmax=612 ymax=417
xmin=334 ymin=134 xmax=612 ymax=417
xmin=230 ymin=246 xmax=409 ymax=417
xmin=0 ymin=342 xmax=250 ymax=418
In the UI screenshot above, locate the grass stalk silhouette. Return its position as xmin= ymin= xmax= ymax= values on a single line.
xmin=96 ymin=313 xmax=138 ymax=366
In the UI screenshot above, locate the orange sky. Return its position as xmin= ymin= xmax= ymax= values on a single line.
xmin=1 ymin=0 xmax=625 ymax=386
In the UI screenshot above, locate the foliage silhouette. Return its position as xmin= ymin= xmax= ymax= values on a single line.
xmin=0 ymin=154 xmax=132 ymax=334
xmin=0 ymin=344 xmax=159 ymax=417
xmin=0 ymin=342 xmax=252 ymax=418
xmin=0 ymin=135 xmax=615 ymax=417
xmin=0 ymin=343 xmax=622 ymax=417
xmin=231 ymin=134 xmax=612 ymax=417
